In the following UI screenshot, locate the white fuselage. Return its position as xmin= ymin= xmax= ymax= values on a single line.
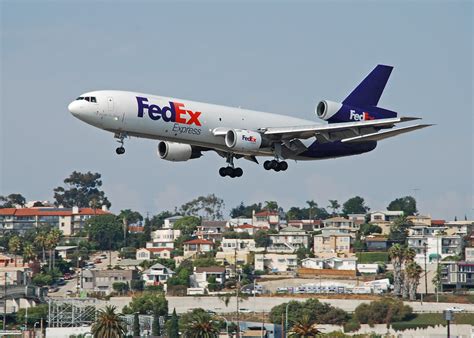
xmin=68 ymin=90 xmax=318 ymax=157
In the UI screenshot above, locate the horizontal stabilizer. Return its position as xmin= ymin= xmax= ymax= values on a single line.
xmin=341 ymin=124 xmax=433 ymax=143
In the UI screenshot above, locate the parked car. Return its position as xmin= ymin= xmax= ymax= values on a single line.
xmin=63 ymin=273 xmax=73 ymax=280
xmin=66 ymin=290 xmax=74 ymax=295
xmin=239 ymin=308 xmax=251 ymax=313
xmin=57 ymin=278 xmax=66 ymax=286
xmin=48 ymin=286 xmax=59 ymax=293
xmin=94 ymin=258 xmax=102 ymax=264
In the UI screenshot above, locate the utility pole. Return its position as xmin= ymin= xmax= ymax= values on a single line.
xmin=3 ymin=272 xmax=7 ymax=330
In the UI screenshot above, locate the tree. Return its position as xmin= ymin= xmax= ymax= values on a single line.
xmin=354 ymin=298 xmax=412 ymax=324
xmin=112 ymin=282 xmax=129 ymax=295
xmin=305 ymin=200 xmax=318 ymax=220
xmin=180 ymin=308 xmax=219 ymax=338
xmin=35 ymin=232 xmax=48 ymax=263
xmin=388 ymin=244 xmax=404 ymax=297
xmin=173 ymin=216 xmax=200 ymax=236
xmin=16 ymin=304 xmax=48 ymax=326
xmin=254 ymin=230 xmax=271 ymax=248
xmin=405 ymin=261 xmax=422 ymax=301
xmin=91 ymin=305 xmax=126 ymax=338
xmin=118 ymin=209 xmax=143 ymax=245
xmin=341 ymin=196 xmax=370 ymax=215
xmin=264 ymin=201 xmax=279 ymax=212
xmin=178 ymin=194 xmax=224 ymax=220
xmin=53 ymin=171 xmax=111 ymax=208
xmin=167 ymin=309 xmax=179 ymax=338
xmin=22 ymin=243 xmax=36 ymax=265
xmin=387 ymin=196 xmax=417 ymax=216
xmin=133 ymin=312 xmax=140 ymax=337
xmin=0 ymin=193 xmax=26 ymax=208
xmin=402 ymin=248 xmax=416 ymax=299
xmin=328 ymin=200 xmax=340 ymax=216
xmin=45 ymin=229 xmax=62 ymax=270
xmin=358 ymin=223 xmax=382 ymax=237
xmin=289 ymin=314 xmax=321 ymax=337
xmin=122 ymin=292 xmax=168 ymax=316
xmin=86 ymin=214 xmax=123 ymax=251
xmin=8 ymin=236 xmax=22 ymax=267
xmin=388 ymin=216 xmax=412 ymax=242
xmin=32 ymin=273 xmax=53 ymax=286
xmin=230 ymin=202 xmax=262 ymax=218
xmin=152 ymin=312 xmax=161 ymax=336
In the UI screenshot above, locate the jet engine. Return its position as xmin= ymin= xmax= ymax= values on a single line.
xmin=225 ymin=129 xmax=262 ymax=152
xmin=157 ymin=141 xmax=201 ymax=162
xmin=315 ymin=100 xmax=343 ymax=121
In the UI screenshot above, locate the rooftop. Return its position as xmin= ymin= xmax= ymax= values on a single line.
xmin=195 ymin=266 xmax=225 ymax=273
xmin=184 ymin=239 xmax=214 ymax=245
xmin=0 ymin=207 xmax=110 ymax=217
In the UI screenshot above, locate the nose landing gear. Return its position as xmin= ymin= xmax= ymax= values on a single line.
xmin=263 ymin=160 xmax=288 ymax=172
xmin=114 ymin=132 xmax=127 ymax=155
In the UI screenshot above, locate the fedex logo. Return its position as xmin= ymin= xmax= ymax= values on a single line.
xmin=242 ymin=135 xmax=257 ymax=143
xmin=137 ymin=97 xmax=202 ymax=126
xmin=349 ymin=110 xmax=375 ymax=121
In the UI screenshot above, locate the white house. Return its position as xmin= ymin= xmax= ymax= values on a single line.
xmin=370 ymin=210 xmax=404 ymax=223
xmin=234 ymin=224 xmax=258 ymax=236
xmin=191 ymin=266 xmax=226 ymax=289
xmin=254 ymin=253 xmax=297 ymax=272
xmin=301 ymin=257 xmax=357 ymax=271
xmin=142 ymin=263 xmax=175 ymax=286
xmin=358 ymin=264 xmax=380 ymax=274
xmin=252 ymin=210 xmax=280 ymax=229
xmin=268 ymin=226 xmax=310 ymax=252
xmin=136 ymin=248 xmax=172 ymax=260
xmin=183 ymin=239 xmax=214 ymax=257
xmin=220 ymin=238 xmax=256 ymax=252
xmin=147 ymin=228 xmax=181 ymax=249
xmin=407 ymin=234 xmax=463 ymax=265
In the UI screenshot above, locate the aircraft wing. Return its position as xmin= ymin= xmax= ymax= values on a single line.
xmin=260 ymin=116 xmax=422 ymax=142
xmin=341 ymin=124 xmax=433 ymax=143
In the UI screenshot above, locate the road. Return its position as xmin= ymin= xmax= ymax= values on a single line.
xmin=92 ymin=296 xmax=474 ymax=314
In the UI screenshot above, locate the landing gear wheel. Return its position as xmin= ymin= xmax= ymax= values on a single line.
xmin=270 ymin=160 xmax=279 ymax=170
xmin=235 ymin=167 xmax=243 ymax=177
xmin=274 ymin=164 xmax=281 ymax=172
xmin=280 ymin=161 xmax=288 ymax=171
xmin=264 ymin=160 xmax=272 ymax=170
xmin=224 ymin=167 xmax=234 ymax=177
xmin=115 ymin=147 xmax=125 ymax=155
xmin=219 ymin=167 xmax=226 ymax=177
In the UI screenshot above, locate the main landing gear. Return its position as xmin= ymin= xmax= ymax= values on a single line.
xmin=219 ymin=154 xmax=243 ymax=178
xmin=115 ymin=133 xmax=126 ymax=155
xmin=263 ymin=159 xmax=288 ymax=172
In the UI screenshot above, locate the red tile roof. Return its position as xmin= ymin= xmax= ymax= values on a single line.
xmin=146 ymin=248 xmax=172 ymax=253
xmin=184 ymin=239 xmax=214 ymax=245
xmin=431 ymin=220 xmax=446 ymax=226
xmin=237 ymin=224 xmax=256 ymax=229
xmin=0 ymin=207 xmax=109 ymax=217
xmin=254 ymin=211 xmax=278 ymax=217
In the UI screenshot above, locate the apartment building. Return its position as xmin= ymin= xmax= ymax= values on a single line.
xmin=407 ymin=234 xmax=463 ymax=265
xmin=254 ymin=253 xmax=297 ymax=272
xmin=314 ymin=233 xmax=352 ymax=254
xmin=268 ymin=227 xmax=310 ymax=252
xmin=81 ymin=269 xmax=138 ymax=295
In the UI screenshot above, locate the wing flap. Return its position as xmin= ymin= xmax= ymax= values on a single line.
xmin=341 ymin=124 xmax=433 ymax=143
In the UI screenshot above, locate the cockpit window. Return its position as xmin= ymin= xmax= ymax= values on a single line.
xmin=76 ymin=97 xmax=84 ymax=100
xmin=91 ymin=97 xmax=97 ymax=103
xmin=85 ymin=97 xmax=90 ymax=102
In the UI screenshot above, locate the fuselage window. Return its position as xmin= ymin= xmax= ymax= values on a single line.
xmin=91 ymin=97 xmax=97 ymax=103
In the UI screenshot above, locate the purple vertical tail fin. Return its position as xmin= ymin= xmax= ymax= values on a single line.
xmin=342 ymin=65 xmax=393 ymax=107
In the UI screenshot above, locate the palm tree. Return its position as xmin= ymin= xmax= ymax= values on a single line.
xmin=406 ymin=261 xmax=423 ymax=301
xmin=22 ymin=243 xmax=36 ymax=266
xmin=328 ymin=200 xmax=340 ymax=216
xmin=46 ymin=229 xmax=62 ymax=270
xmin=91 ymin=305 xmax=126 ymax=338
xmin=35 ymin=232 xmax=48 ymax=263
xmin=289 ymin=314 xmax=322 ymax=337
xmin=402 ymin=247 xmax=416 ymax=299
xmin=306 ymin=200 xmax=317 ymax=220
xmin=182 ymin=310 xmax=219 ymax=338
xmin=388 ymin=244 xmax=404 ymax=296
xmin=8 ymin=236 xmax=22 ymax=267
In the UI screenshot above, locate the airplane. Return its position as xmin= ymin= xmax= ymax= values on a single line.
xmin=68 ymin=64 xmax=431 ymax=178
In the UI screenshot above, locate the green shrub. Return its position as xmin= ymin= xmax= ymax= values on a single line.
xmin=354 ymin=298 xmax=413 ymax=324
xmin=343 ymin=319 xmax=361 ymax=332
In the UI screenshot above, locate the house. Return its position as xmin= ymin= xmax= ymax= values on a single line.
xmin=322 ymin=217 xmax=358 ymax=230
xmin=191 ymin=266 xmax=226 ymax=289
xmin=268 ymin=227 xmax=310 ymax=252
xmin=0 ymin=206 xmax=110 ymax=235
xmin=407 ymin=234 xmax=464 ymax=265
xmin=408 ymin=225 xmax=447 ymax=237
xmin=196 ymin=221 xmax=227 ymax=242
xmin=216 ymin=251 xmax=253 ymax=266
xmin=0 ymin=266 xmax=32 ymax=285
xmin=227 ymin=218 xmax=253 ymax=228
xmin=287 ymin=219 xmax=323 ymax=231
xmin=357 ymin=264 xmax=380 ymax=274
xmin=252 ymin=210 xmax=280 ymax=230
xmin=369 ymin=211 xmax=404 ymax=235
xmin=142 ymin=263 xmax=175 ymax=286
xmin=313 ymin=233 xmax=352 ymax=254
xmin=220 ymin=238 xmax=256 ymax=252
xmin=136 ymin=248 xmax=172 ymax=260
xmin=440 ymin=260 xmax=474 ymax=290
xmin=407 ymin=215 xmax=431 ymax=226
xmin=465 ymin=247 xmax=474 ymax=262
xmin=147 ymin=228 xmax=181 ymax=249
xmin=81 ymin=269 xmax=138 ymax=295
xmin=254 ymin=253 xmax=297 ymax=272
xmin=163 ymin=215 xmax=183 ymax=228
xmin=234 ymin=224 xmax=258 ymax=236
xmin=183 ymin=239 xmax=214 ymax=257
xmin=301 ymin=256 xmax=357 ymax=271
xmin=347 ymin=214 xmax=367 ymax=226
xmin=444 ymin=220 xmax=473 ymax=236
xmin=365 ymin=236 xmax=390 ymax=252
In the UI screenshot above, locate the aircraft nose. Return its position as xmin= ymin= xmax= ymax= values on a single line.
xmin=68 ymin=100 xmax=81 ymax=117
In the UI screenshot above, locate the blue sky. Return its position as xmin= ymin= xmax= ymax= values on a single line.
xmin=1 ymin=1 xmax=472 ymax=219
